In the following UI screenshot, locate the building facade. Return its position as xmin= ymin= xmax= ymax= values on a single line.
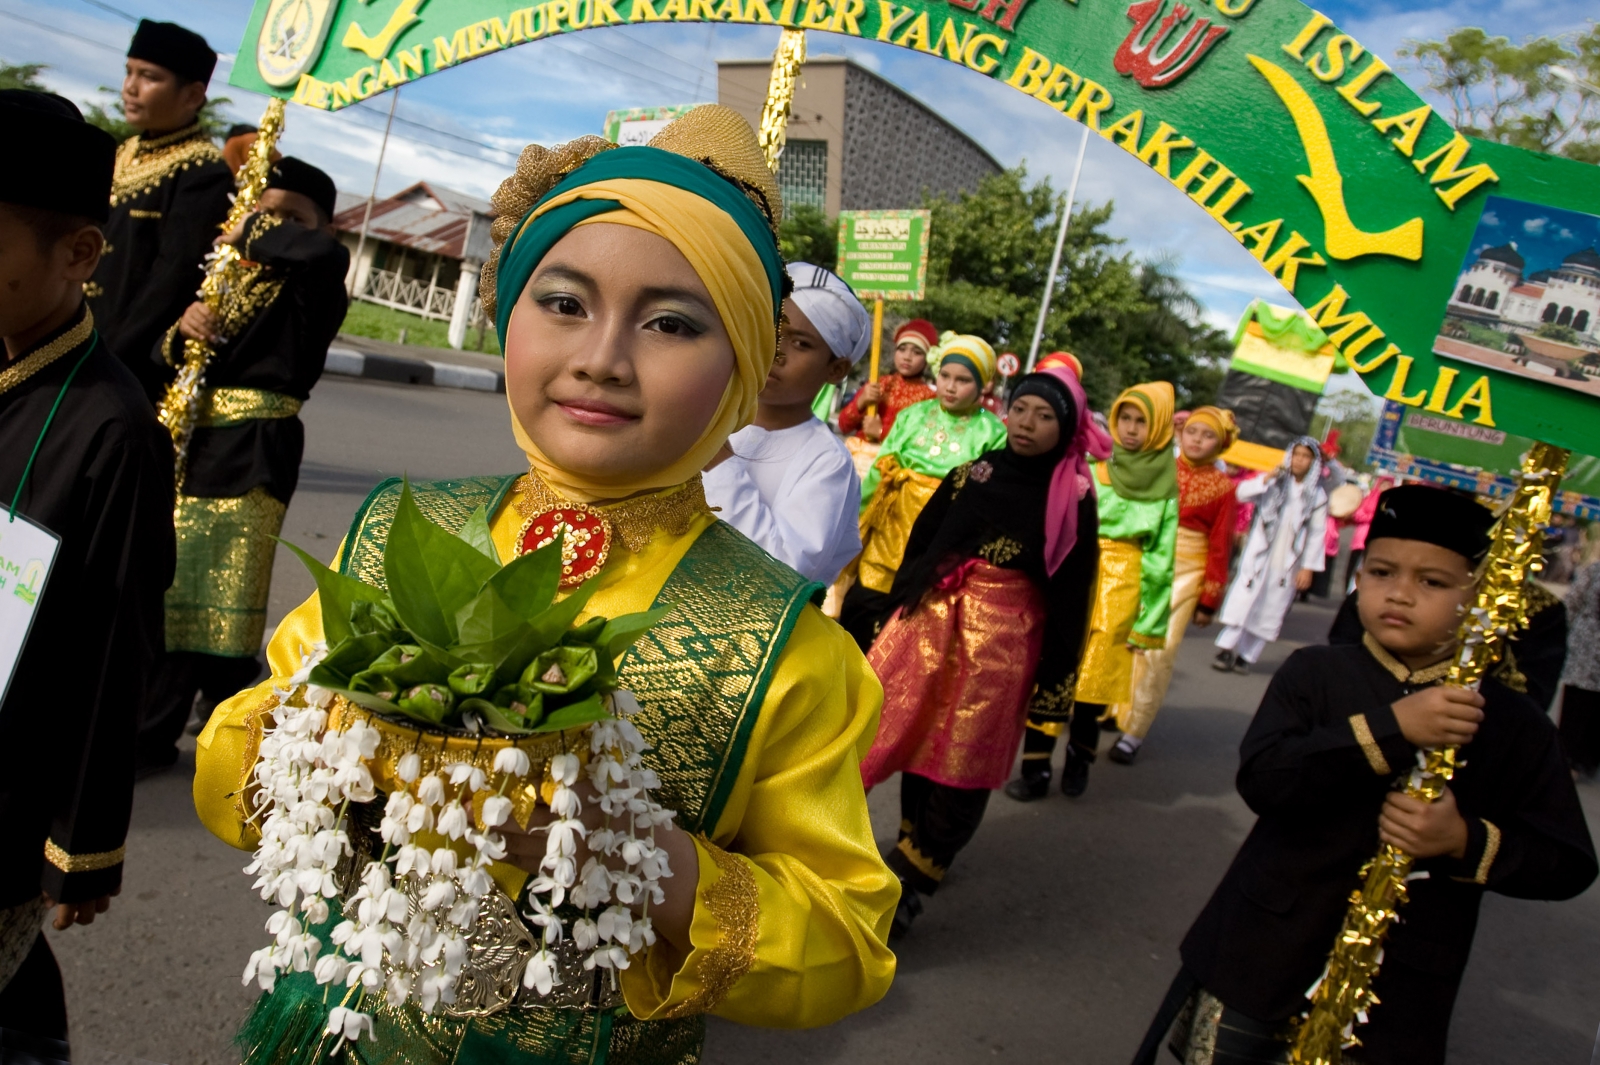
xmin=717 ymin=55 xmax=1000 ymax=216
xmin=1448 ymin=241 xmax=1600 ymax=341
xmin=332 ymin=182 xmax=495 ymax=348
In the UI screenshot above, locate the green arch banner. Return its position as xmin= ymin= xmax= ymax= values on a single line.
xmin=234 ymin=0 xmax=1600 ymax=455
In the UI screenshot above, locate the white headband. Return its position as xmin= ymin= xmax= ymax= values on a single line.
xmin=786 ymin=261 xmax=872 ymax=364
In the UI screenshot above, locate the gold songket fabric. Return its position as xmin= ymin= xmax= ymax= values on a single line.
xmin=195 ymin=387 xmax=302 ymax=428
xmin=861 ymin=560 xmax=1046 ymax=790
xmin=166 ymin=486 xmax=286 ymax=657
xmin=1075 ymin=537 xmax=1145 ymax=704
xmin=1113 ymin=526 xmax=1208 ymax=738
xmin=855 ymin=455 xmax=941 ymax=593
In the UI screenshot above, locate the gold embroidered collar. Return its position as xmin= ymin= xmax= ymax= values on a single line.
xmin=111 ymin=123 xmax=224 ymax=206
xmin=513 ymin=472 xmax=711 ymax=557
xmin=1363 ymin=632 xmax=1454 ymax=686
xmin=0 ymin=308 xmax=94 ymax=398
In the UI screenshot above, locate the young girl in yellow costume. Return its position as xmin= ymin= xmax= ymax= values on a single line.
xmin=1006 ymin=382 xmax=1179 ymax=801
xmin=837 ymin=333 xmax=1007 ymax=649
xmin=193 ymin=107 xmax=897 ymax=1065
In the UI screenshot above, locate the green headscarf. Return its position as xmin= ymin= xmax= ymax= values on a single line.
xmin=1106 ymin=382 xmax=1178 ymax=502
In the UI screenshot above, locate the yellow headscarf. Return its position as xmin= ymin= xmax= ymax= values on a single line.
xmin=933 ymin=331 xmax=998 ymax=388
xmin=1185 ymin=405 xmax=1238 ymax=450
xmin=1106 ymin=381 xmax=1178 ymax=501
xmin=481 ymin=106 xmax=783 ymax=502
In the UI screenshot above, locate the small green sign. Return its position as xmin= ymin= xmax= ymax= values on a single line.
xmin=602 ymin=104 xmax=702 ymax=145
xmin=836 ymin=210 xmax=931 ymax=301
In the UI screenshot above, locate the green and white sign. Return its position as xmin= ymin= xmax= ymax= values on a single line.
xmin=603 ymin=104 xmax=703 ymax=145
xmin=835 ymin=210 xmax=931 ymax=301
xmin=231 ymin=0 xmax=1600 ymax=461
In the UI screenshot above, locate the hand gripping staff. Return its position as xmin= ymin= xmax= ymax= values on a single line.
xmin=156 ymin=98 xmax=287 ymax=488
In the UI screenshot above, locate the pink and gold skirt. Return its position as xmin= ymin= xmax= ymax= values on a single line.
xmin=862 ymin=560 xmax=1045 ymax=791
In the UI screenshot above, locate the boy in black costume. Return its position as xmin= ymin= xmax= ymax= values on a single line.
xmin=1136 ymin=484 xmax=1596 ymax=1065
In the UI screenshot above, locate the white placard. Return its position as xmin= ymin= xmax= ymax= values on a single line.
xmin=0 ymin=511 xmax=59 ymax=706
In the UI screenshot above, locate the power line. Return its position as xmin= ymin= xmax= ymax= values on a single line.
xmin=72 ymin=0 xmax=137 ymax=23
xmin=0 ymin=6 xmax=122 ymax=52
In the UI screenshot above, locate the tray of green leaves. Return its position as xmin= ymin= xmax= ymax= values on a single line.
xmin=281 ymin=480 xmax=671 ymax=736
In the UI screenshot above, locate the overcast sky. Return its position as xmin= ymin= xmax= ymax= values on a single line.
xmin=8 ymin=0 xmax=1594 ymax=344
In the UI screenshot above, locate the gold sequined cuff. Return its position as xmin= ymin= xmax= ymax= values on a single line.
xmin=1128 ymin=631 xmax=1165 ymax=650
xmin=1473 ymin=820 xmax=1501 ymax=884
xmin=44 ymin=839 xmax=125 ymax=874
xmin=664 ymin=838 xmax=760 ymax=1018
xmin=1348 ymin=714 xmax=1392 ymax=775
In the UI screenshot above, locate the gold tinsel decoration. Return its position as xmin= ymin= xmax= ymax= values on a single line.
xmin=759 ymin=28 xmax=807 ymax=173
xmin=1290 ymin=441 xmax=1571 ymax=1063
xmin=156 ymin=98 xmax=287 ymax=488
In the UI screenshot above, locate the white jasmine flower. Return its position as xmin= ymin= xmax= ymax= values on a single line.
xmin=313 ymin=952 xmax=349 ymax=986
xmin=421 ymin=877 xmax=457 ymax=911
xmin=447 ymin=762 xmax=486 ymax=793
xmin=437 ymin=801 xmax=470 ymax=840
xmin=429 ymin=848 xmax=459 ymax=876
xmin=549 ymin=786 xmax=581 ymax=819
xmin=386 ymin=971 xmax=414 ymax=1007
xmin=544 ymin=818 xmax=585 ymax=858
xmin=459 ymin=868 xmax=493 ymax=898
xmin=480 ymin=795 xmax=513 ymax=828
xmin=523 ymin=951 xmax=561 ymax=996
xmin=396 ymin=752 xmax=422 ymax=783
xmin=394 ymin=844 xmax=427 ymax=877
xmin=242 ymin=946 xmax=279 ymax=990
xmin=493 ymin=747 xmax=531 ymax=777
xmin=549 ymin=752 xmax=580 ymax=786
xmin=416 ymin=774 xmax=446 ymax=806
xmin=325 ymin=1006 xmax=374 ymax=1042
xmin=405 ymin=800 xmax=433 ymax=834
xmin=524 ymin=897 xmax=564 ymax=945
xmin=571 ymin=917 xmax=599 ymax=951
xmin=596 ymin=905 xmax=632 ymax=946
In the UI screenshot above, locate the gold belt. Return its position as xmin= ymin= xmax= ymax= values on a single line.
xmin=195 ymin=387 xmax=302 ymax=428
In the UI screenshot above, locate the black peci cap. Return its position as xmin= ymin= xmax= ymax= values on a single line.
xmin=0 ymin=91 xmax=116 ymax=222
xmin=268 ymin=157 xmax=337 ymax=221
xmin=128 ymin=19 xmax=217 ymax=85
xmin=1368 ymin=483 xmax=1496 ymax=564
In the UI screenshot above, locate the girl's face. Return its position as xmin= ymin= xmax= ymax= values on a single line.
xmin=1007 ymin=394 xmax=1061 ymax=457
xmin=1115 ymin=403 xmax=1150 ymax=450
xmin=504 ymin=222 xmax=734 ymax=494
xmin=1290 ymin=444 xmax=1316 ymax=479
xmin=893 ymin=340 xmax=927 ymax=377
xmin=1179 ymin=419 xmax=1220 ymax=464
xmin=936 ymin=362 xmax=980 ymax=412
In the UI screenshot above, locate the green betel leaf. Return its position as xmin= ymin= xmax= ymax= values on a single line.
xmin=396 ymin=683 xmax=455 ymax=724
xmin=369 ymin=643 xmax=456 ymax=686
xmin=486 ymin=535 xmax=564 ymax=624
xmin=315 ymin=632 xmax=396 ymax=682
xmin=384 ymin=480 xmax=502 ymax=646
xmin=597 ymin=605 xmax=676 ymax=662
xmin=526 ymin=577 xmax=602 ymax=649
xmin=469 ymin=699 xmax=539 ymax=735
xmin=277 ymin=540 xmax=384 ymax=646
xmin=532 ymin=692 xmax=607 ymax=733
xmin=447 ymin=662 xmax=495 ymax=697
xmin=348 ymin=598 xmax=403 ymax=638
xmin=458 ymin=505 xmax=499 ymax=562
xmin=522 ymin=645 xmax=598 ymax=694
xmin=455 ymin=585 xmax=533 ymax=649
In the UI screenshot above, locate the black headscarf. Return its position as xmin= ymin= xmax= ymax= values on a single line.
xmin=888 ymin=372 xmax=1077 ymax=614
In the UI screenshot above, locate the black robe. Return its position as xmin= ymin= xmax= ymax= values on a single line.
xmin=156 ymin=212 xmax=350 ymax=502
xmin=889 ymin=448 xmax=1100 ymax=715
xmin=87 ymin=123 xmax=233 ymax=403
xmin=1178 ymin=637 xmax=1596 ymax=1064
xmin=0 ymin=306 xmax=175 ymax=907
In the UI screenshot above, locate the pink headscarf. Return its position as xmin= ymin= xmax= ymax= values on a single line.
xmin=1040 ymin=364 xmax=1112 ymax=574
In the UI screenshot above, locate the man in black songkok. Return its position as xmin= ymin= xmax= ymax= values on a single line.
xmin=138 ymin=157 xmax=349 ymax=774
xmin=1134 ymin=482 xmax=1595 ymax=1065
xmin=0 ymin=91 xmax=175 ymax=1057
xmin=86 ymin=18 xmax=234 ymax=403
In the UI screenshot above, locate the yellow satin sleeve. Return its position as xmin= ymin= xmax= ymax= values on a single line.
xmin=193 ymin=484 xmax=897 ymax=1029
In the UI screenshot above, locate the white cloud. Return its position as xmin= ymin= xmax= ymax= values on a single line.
xmin=1525 ymin=217 xmax=1551 ymax=235
xmin=1481 ymin=210 xmax=1500 ymax=227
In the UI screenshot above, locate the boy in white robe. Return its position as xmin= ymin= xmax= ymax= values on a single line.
xmin=1213 ymin=436 xmax=1327 ymax=673
xmin=704 ymin=262 xmax=867 ymax=585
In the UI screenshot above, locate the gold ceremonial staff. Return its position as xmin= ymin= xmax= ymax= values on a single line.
xmin=1290 ymin=442 xmax=1570 ymax=1063
xmin=156 ymin=98 xmax=287 ymax=488
xmin=758 ymin=28 xmax=805 ymax=173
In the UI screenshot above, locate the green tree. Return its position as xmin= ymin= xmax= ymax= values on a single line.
xmin=83 ymin=88 xmax=235 ymax=143
xmin=778 ymin=203 xmax=837 ymax=270
xmin=0 ymin=62 xmax=48 ymax=92
xmin=903 ymin=166 xmax=1227 ymax=410
xmin=1399 ymin=25 xmax=1600 ymax=163
xmin=1535 ymin=321 xmax=1582 ymax=344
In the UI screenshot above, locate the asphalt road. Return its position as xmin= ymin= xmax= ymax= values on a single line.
xmin=44 ymin=376 xmax=1600 ymax=1065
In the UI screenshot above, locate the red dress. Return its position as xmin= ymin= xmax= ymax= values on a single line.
xmin=838 ymin=374 xmax=935 ymax=441
xmin=1177 ymin=458 xmax=1238 ymax=612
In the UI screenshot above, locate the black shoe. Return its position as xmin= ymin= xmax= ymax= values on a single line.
xmin=1211 ymin=650 xmax=1236 ymax=672
xmin=1232 ymin=657 xmax=1251 ymax=675
xmin=1100 ymin=716 xmax=1122 ymax=735
xmin=1108 ymin=736 xmax=1140 ymax=765
xmin=890 ymin=880 xmax=923 ymax=940
xmin=1061 ymin=748 xmax=1091 ymax=797
xmin=1004 ymin=767 xmax=1051 ymax=802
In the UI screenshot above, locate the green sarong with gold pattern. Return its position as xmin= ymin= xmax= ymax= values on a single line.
xmin=236 ymin=475 xmax=820 ymax=1065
